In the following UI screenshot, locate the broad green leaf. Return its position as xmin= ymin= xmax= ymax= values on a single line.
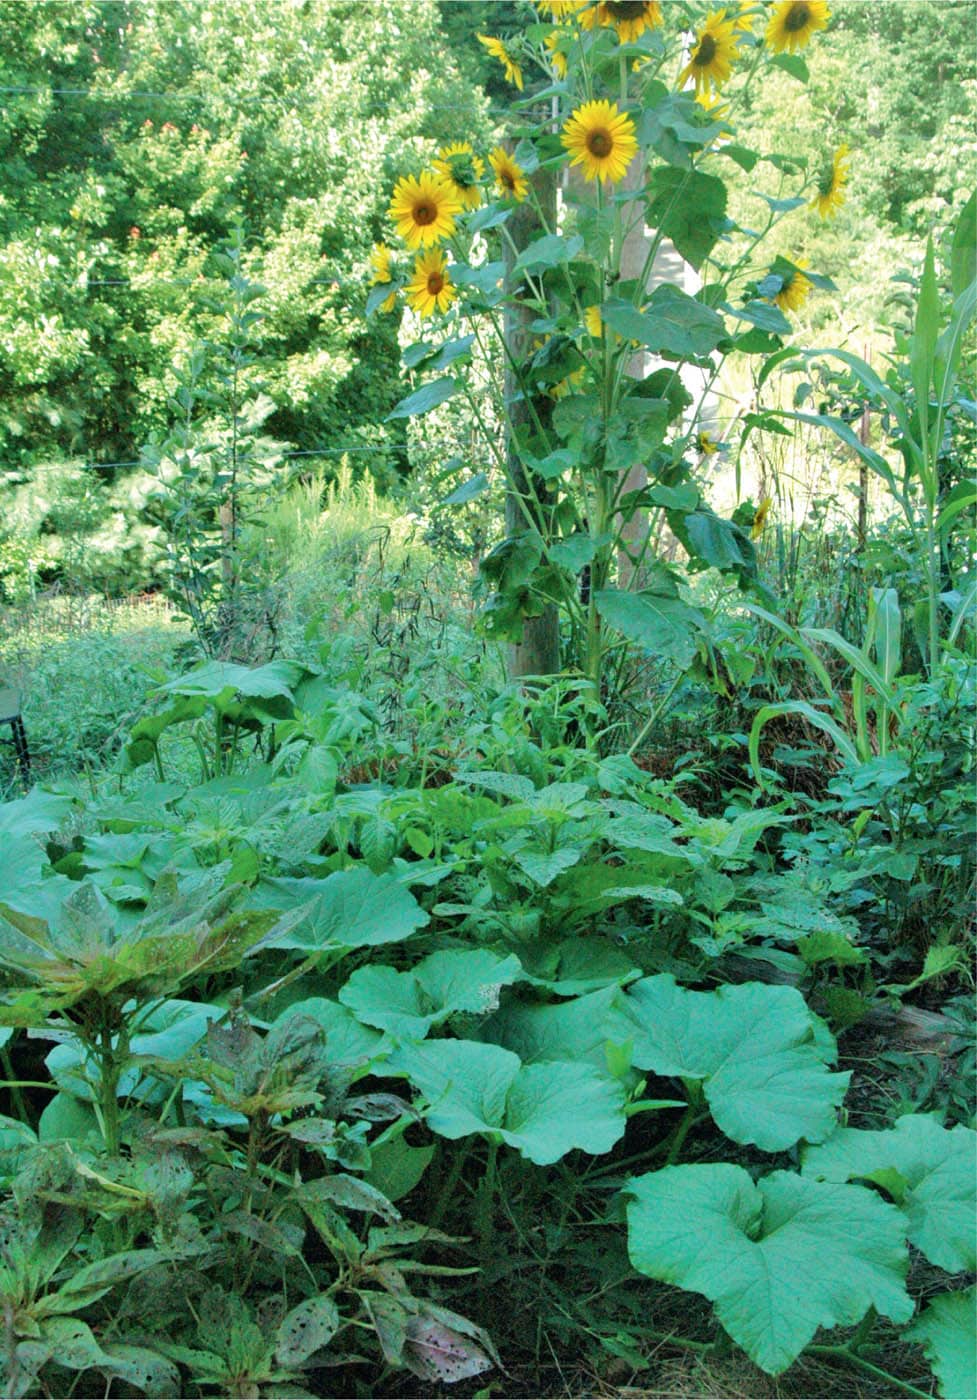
xmin=626 ymin=1165 xmax=913 ymax=1375
xmin=0 ymin=788 xmax=73 ymax=839
xmin=723 ymin=300 xmax=792 ymax=335
xmin=609 ymin=976 xmax=849 ymax=1150
xmin=645 ymin=167 xmax=727 ymax=270
xmin=905 ymin=1288 xmax=976 ymax=1400
xmin=386 ymin=377 xmax=458 ymax=420
xmin=365 ymin=1134 xmax=435 ymax=1202
xmin=802 ymin=1115 xmax=977 ymax=1271
xmin=516 ymin=937 xmax=642 ymax=995
xmin=254 ymin=868 xmax=429 ymax=951
xmin=510 ymin=845 xmax=582 ymax=887
xmin=282 ymin=997 xmax=388 ymax=1066
xmin=512 ymin=233 xmax=583 ymax=275
xmin=595 ymin=588 xmax=704 ymax=669
xmin=480 ymin=985 xmax=624 ymax=1068
xmin=384 ymin=1040 xmax=626 ymax=1164
xmin=442 ymin=473 xmax=488 ymax=506
xmin=339 ymin=949 xmax=522 ymax=1039
xmin=602 ymin=286 xmax=726 ymax=358
xmin=683 ymin=511 xmax=752 ymax=572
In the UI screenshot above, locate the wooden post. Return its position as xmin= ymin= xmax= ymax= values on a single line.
xmin=503 ymin=162 xmax=561 ymax=680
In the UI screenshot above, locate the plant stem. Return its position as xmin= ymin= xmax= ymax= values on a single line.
xmin=665 ymin=1103 xmax=698 ymax=1165
xmin=807 ymin=1345 xmax=932 ymax=1399
xmin=476 ymin=1139 xmax=499 ymax=1291
xmin=428 ymin=1140 xmax=471 ymax=1231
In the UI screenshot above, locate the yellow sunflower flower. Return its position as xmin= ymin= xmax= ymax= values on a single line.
xmin=406 ymin=248 xmax=456 ymax=318
xmin=765 ymin=0 xmax=830 ymax=53
xmin=562 ymin=99 xmax=638 ymax=184
xmin=678 ymin=9 xmax=741 ymax=96
xmin=369 ymin=242 xmax=397 ymax=313
xmin=537 ymin=1 xmax=586 ymax=17
xmin=433 ymin=143 xmax=485 ymax=211
xmin=580 ymin=1 xmax=664 ymax=43
xmin=811 ymin=143 xmax=850 ymax=219
xmin=584 ymin=304 xmax=604 ymax=338
xmin=751 ymin=495 xmax=773 ymax=538
xmin=489 ymin=146 xmax=529 ymax=201
xmin=771 ymin=258 xmax=812 ymax=314
xmin=697 ymin=430 xmax=720 ymax=456
xmin=388 ymin=172 xmax=461 ymax=250
xmin=733 ymin=2 xmax=758 ymax=29
xmin=551 ymin=365 xmax=586 ymax=399
xmin=478 ymin=34 xmax=524 ymax=90
xmin=545 ymin=30 xmax=568 ymax=78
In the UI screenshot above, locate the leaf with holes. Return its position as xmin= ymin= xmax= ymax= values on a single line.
xmin=275 ymin=1294 xmax=342 ymax=1366
xmin=802 ymin=1114 xmax=977 ymax=1272
xmin=608 ymin=976 xmax=848 ymax=1150
xmin=626 ymin=1165 xmax=913 ymax=1374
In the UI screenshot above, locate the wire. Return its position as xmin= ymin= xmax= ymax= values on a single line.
xmin=2 ymin=444 xmax=407 ymax=476
xmin=0 ymin=84 xmax=505 ymax=117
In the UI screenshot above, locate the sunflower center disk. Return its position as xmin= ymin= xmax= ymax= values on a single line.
xmin=587 ymin=130 xmax=613 ymax=158
xmin=414 ymin=203 xmax=436 ymax=226
xmin=785 ymin=2 xmax=811 ymax=31
xmin=427 ymin=274 xmax=445 ymax=295
xmin=695 ymin=34 xmax=717 ymax=65
xmin=607 ymin=1 xmax=648 ymax=19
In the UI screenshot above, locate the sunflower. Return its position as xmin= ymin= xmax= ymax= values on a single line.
xmin=751 ymin=495 xmax=773 ymax=538
xmin=580 ymin=1 xmax=663 ymax=43
xmin=388 ymin=172 xmax=461 ymax=250
xmin=697 ymin=430 xmax=720 ymax=456
xmin=544 ymin=30 xmax=568 ymax=78
xmin=562 ymin=100 xmax=638 ymax=184
xmin=584 ymin=305 xmax=604 ymax=338
xmin=406 ymin=248 xmax=455 ymax=318
xmin=771 ymin=258 xmax=812 ymax=314
xmin=537 ymin=1 xmax=586 ymax=17
xmin=551 ymin=365 xmax=586 ymax=399
xmin=733 ymin=2 xmax=758 ymax=29
xmin=811 ymin=143 xmax=849 ymax=219
xmin=678 ymin=9 xmax=740 ymax=96
xmin=489 ymin=146 xmax=529 ymax=201
xmin=765 ymin=0 xmax=830 ymax=53
xmin=477 ymin=34 xmax=524 ymax=90
xmin=433 ymin=143 xmax=485 ymax=211
xmin=369 ymin=243 xmax=397 ymax=313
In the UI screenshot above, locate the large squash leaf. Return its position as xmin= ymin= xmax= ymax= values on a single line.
xmin=384 ymin=1040 xmax=625 ymax=1165
xmin=254 ymin=868 xmax=429 ymax=951
xmin=905 ymin=1289 xmax=976 ymax=1399
xmin=802 ymin=1114 xmax=977 ymax=1271
xmin=340 ymin=949 xmax=522 ymax=1040
xmin=609 ymin=976 xmax=848 ymax=1150
xmin=626 ymin=1164 xmax=913 ymax=1375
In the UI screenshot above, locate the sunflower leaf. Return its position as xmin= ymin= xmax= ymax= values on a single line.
xmin=386 ymin=377 xmax=458 ymax=420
